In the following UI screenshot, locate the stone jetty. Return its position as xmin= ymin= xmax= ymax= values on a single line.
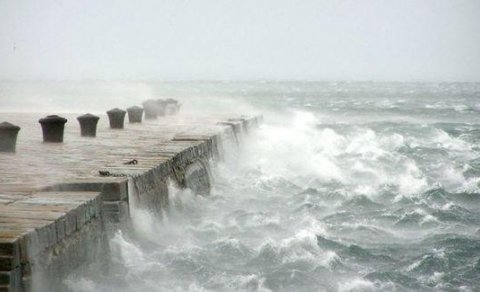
xmin=0 ymin=106 xmax=262 ymax=292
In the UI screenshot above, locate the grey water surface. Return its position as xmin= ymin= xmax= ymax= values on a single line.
xmin=15 ymin=81 xmax=479 ymax=291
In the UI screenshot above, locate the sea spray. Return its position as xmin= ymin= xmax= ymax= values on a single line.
xmin=60 ymin=81 xmax=480 ymax=291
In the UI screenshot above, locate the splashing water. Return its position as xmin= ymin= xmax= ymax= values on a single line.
xmin=55 ymin=81 xmax=480 ymax=291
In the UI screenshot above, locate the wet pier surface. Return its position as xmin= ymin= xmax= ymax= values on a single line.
xmin=0 ymin=113 xmax=249 ymax=187
xmin=0 ymin=112 xmax=261 ymax=291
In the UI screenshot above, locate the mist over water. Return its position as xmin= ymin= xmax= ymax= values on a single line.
xmin=15 ymin=81 xmax=475 ymax=291
xmin=2 ymin=0 xmax=479 ymax=290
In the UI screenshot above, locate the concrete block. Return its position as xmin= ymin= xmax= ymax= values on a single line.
xmin=184 ymin=160 xmax=211 ymax=196
xmin=45 ymin=178 xmax=128 ymax=202
xmin=0 ymin=268 xmax=20 ymax=292
xmin=0 ymin=257 xmax=15 ymax=271
xmin=0 ymin=239 xmax=19 ymax=260
xmin=75 ymin=204 xmax=87 ymax=231
xmin=103 ymin=201 xmax=129 ymax=223
xmin=64 ymin=212 xmax=77 ymax=236
xmin=55 ymin=217 xmax=66 ymax=242
xmin=0 ymin=272 xmax=9 ymax=285
xmin=98 ymin=167 xmax=146 ymax=178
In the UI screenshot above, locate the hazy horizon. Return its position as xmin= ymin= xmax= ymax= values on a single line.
xmin=1 ymin=79 xmax=480 ymax=84
xmin=1 ymin=0 xmax=479 ymax=82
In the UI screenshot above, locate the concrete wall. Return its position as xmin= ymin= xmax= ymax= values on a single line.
xmin=0 ymin=114 xmax=262 ymax=291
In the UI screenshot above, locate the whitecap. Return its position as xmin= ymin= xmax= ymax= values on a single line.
xmin=338 ymin=278 xmax=376 ymax=291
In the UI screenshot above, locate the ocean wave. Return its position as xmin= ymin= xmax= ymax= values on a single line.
xmin=316 ymin=235 xmax=394 ymax=264
xmin=338 ymin=278 xmax=391 ymax=292
xmin=365 ymin=271 xmax=427 ymax=290
xmin=340 ymin=195 xmax=384 ymax=211
xmin=250 ymin=230 xmax=340 ymax=273
xmin=420 ymin=188 xmax=480 ymax=211
xmin=394 ymin=208 xmax=439 ymax=227
xmin=58 ymin=88 xmax=480 ymax=291
xmin=406 ymin=248 xmax=447 ymax=275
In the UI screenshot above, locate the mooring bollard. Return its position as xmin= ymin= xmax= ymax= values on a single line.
xmin=156 ymin=99 xmax=166 ymax=116
xmin=0 ymin=122 xmax=21 ymax=152
xmin=164 ymin=98 xmax=178 ymax=115
xmin=127 ymin=106 xmax=144 ymax=123
xmin=39 ymin=115 xmax=68 ymax=143
xmin=106 ymin=108 xmax=126 ymax=129
xmin=77 ymin=113 xmax=100 ymax=137
xmin=142 ymin=100 xmax=159 ymax=120
xmin=175 ymin=102 xmax=182 ymax=114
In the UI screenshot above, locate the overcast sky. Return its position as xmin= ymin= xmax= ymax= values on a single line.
xmin=0 ymin=0 xmax=479 ymax=81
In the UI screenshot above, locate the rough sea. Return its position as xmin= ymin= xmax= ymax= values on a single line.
xmin=2 ymin=81 xmax=480 ymax=291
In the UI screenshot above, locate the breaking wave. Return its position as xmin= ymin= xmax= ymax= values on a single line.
xmin=64 ymin=82 xmax=480 ymax=291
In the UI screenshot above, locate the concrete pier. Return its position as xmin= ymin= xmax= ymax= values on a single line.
xmin=0 ymin=111 xmax=262 ymax=291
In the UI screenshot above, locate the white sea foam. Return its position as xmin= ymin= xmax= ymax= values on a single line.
xmin=49 ymin=83 xmax=480 ymax=291
xmin=64 ymin=277 xmax=97 ymax=292
xmin=338 ymin=278 xmax=377 ymax=291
